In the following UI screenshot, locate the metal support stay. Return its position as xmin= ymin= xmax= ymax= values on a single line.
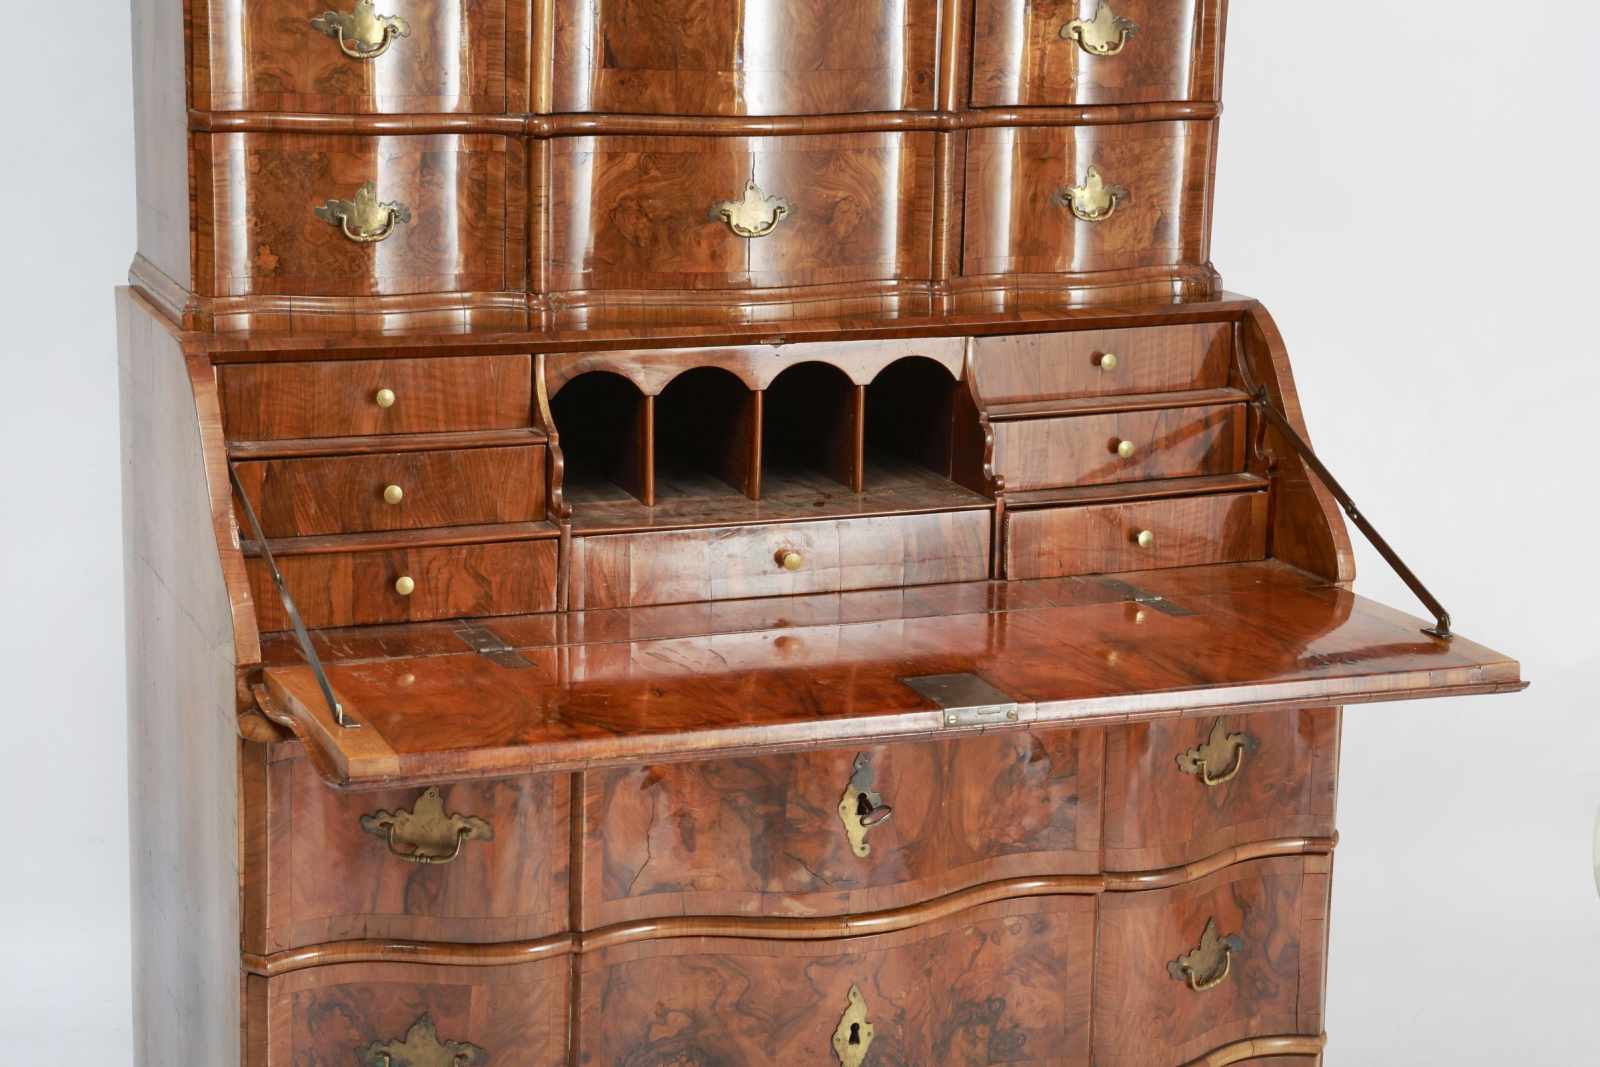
xmin=229 ymin=467 xmax=359 ymax=728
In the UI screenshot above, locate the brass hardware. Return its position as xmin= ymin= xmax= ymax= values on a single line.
xmin=311 ymin=0 xmax=411 ymax=60
xmin=1116 ymin=439 xmax=1136 ymax=459
xmin=1135 ymin=529 xmax=1155 ymax=550
xmin=831 ymin=985 xmax=875 ymax=1067
xmin=394 ymin=575 xmax=416 ymax=596
xmin=904 ymin=672 xmax=1020 ymax=728
xmin=1062 ymin=1 xmax=1138 ymax=56
xmin=713 ymin=180 xmax=791 ymax=239
xmin=315 ymin=181 xmax=412 ymax=244
xmin=1177 ymin=719 xmax=1251 ymax=786
xmin=838 ymin=753 xmax=893 ymax=858
xmin=1055 ymin=165 xmax=1126 ymax=223
xmin=777 ymin=548 xmax=805 ymax=571
xmin=1098 ymin=352 xmax=1119 ymax=371
xmin=361 ymin=787 xmax=493 ymax=865
xmin=374 ymin=388 xmax=396 ymax=408
xmin=363 ymin=1014 xmax=486 ymax=1067
xmin=383 ymin=484 xmax=405 ymax=505
xmin=1169 ymin=918 xmax=1243 ymax=993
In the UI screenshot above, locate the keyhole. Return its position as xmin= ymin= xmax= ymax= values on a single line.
xmin=849 ymin=1022 xmax=861 ymax=1045
xmin=855 ymin=794 xmax=873 ymax=819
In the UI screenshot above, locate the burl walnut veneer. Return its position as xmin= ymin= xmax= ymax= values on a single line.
xmin=121 ymin=3 xmax=1522 ymax=1066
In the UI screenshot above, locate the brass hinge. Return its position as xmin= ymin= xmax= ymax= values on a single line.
xmin=902 ymin=673 xmax=1020 ymax=728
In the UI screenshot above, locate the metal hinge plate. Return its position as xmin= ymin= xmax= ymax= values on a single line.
xmin=902 ymin=673 xmax=1020 ymax=728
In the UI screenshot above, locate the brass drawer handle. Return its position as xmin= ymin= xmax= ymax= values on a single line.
xmin=311 ymin=0 xmax=411 ymax=60
xmin=315 ymin=181 xmax=412 ymax=244
xmin=838 ymin=753 xmax=893 ymax=858
xmin=374 ymin=387 xmax=397 ymax=409
xmin=776 ymin=548 xmax=804 ymax=571
xmin=1062 ymin=1 xmax=1138 ymax=57
xmin=1176 ymin=719 xmax=1251 ymax=786
xmin=364 ymin=1015 xmax=486 ymax=1067
xmin=714 ymin=180 xmax=791 ymax=238
xmin=1056 ymin=166 xmax=1126 ymax=223
xmin=1169 ymin=919 xmax=1243 ymax=993
xmin=360 ymin=787 xmax=493 ymax=865
xmin=831 ymin=985 xmax=875 ymax=1067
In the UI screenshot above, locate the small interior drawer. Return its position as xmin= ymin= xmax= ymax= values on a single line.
xmin=571 ymin=510 xmax=991 ymax=610
xmin=232 ymin=445 xmax=544 ymax=538
xmin=247 ymin=537 xmax=558 ymax=630
xmin=993 ymin=402 xmax=1247 ymax=492
xmin=973 ymin=325 xmax=1231 ymax=405
xmin=1004 ymin=491 xmax=1267 ymax=579
xmin=219 ymin=355 xmax=532 ymax=441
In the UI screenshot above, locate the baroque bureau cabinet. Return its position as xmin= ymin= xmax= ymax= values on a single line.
xmin=120 ymin=1 xmax=1523 ymax=1065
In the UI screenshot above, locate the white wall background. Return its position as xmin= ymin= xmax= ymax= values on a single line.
xmin=0 ymin=2 xmax=1593 ymax=1062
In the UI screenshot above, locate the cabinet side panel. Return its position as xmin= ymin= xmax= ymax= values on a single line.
xmin=131 ymin=0 xmax=193 ymax=290
xmin=119 ymin=290 xmax=241 ymax=1067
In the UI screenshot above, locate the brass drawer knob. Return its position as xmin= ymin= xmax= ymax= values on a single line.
xmin=1169 ymin=918 xmax=1243 ymax=993
xmin=1097 ymin=352 xmax=1119 ymax=371
xmin=777 ymin=548 xmax=805 ymax=571
xmin=1062 ymin=1 xmax=1138 ymax=57
xmin=831 ymin=985 xmax=875 ymax=1067
xmin=363 ymin=1016 xmax=485 ymax=1067
xmin=1056 ymin=166 xmax=1126 ymax=223
xmin=315 ymin=181 xmax=411 ymax=244
xmin=374 ymin=387 xmax=396 ymax=408
xmin=394 ymin=575 xmax=416 ymax=596
xmin=310 ymin=0 xmax=411 ymax=60
xmin=714 ymin=180 xmax=791 ymax=239
xmin=1116 ymin=439 xmax=1137 ymax=459
xmin=1176 ymin=719 xmax=1252 ymax=786
xmin=838 ymin=754 xmax=893 ymax=858
xmin=360 ymin=787 xmax=493 ymax=866
xmin=1135 ymin=529 xmax=1155 ymax=549
xmin=383 ymin=484 xmax=405 ymax=505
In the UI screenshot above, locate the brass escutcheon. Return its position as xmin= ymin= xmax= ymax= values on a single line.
xmin=1061 ymin=1 xmax=1138 ymax=56
xmin=1168 ymin=918 xmax=1244 ymax=993
xmin=315 ymin=181 xmax=412 ymax=244
xmin=831 ymin=985 xmax=875 ymax=1067
xmin=311 ymin=0 xmax=411 ymax=60
xmin=364 ymin=1015 xmax=486 ymax=1067
xmin=713 ymin=180 xmax=791 ymax=238
xmin=1176 ymin=719 xmax=1252 ymax=787
xmin=1055 ymin=165 xmax=1126 ymax=223
xmin=838 ymin=753 xmax=893 ymax=858
xmin=361 ymin=787 xmax=493 ymax=864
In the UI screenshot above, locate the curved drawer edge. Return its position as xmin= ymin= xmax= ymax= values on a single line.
xmin=1183 ymin=1034 xmax=1328 ymax=1065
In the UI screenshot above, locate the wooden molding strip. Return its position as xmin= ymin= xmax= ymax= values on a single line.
xmin=189 ymin=102 xmax=1221 ymax=137
xmin=1182 ymin=1034 xmax=1328 ymax=1065
xmin=241 ymin=836 xmax=1333 ymax=976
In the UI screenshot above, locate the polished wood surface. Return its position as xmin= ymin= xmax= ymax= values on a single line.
xmin=1004 ymin=490 xmax=1268 ymax=579
xmin=247 ymin=536 xmax=559 ymax=629
xmin=581 ymin=727 xmax=1102 ymax=926
xmin=576 ymin=895 xmax=1097 ymax=1065
xmin=973 ymin=323 xmax=1231 ymax=403
xmin=550 ymin=0 xmax=939 ymax=115
xmin=219 ymin=354 xmax=532 ymax=440
xmin=243 ymin=749 xmax=570 ymax=952
xmin=993 ymin=401 xmax=1248 ymax=491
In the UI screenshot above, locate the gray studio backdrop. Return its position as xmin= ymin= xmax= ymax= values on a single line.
xmin=0 ymin=1 xmax=1594 ymax=1062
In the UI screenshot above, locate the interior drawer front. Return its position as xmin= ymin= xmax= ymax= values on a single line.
xmin=247 ymin=538 xmax=558 ymax=629
xmin=199 ymin=133 xmax=520 ymax=298
xmin=551 ymin=0 xmax=938 ymax=115
xmin=972 ymin=0 xmax=1210 ymax=108
xmin=219 ymin=355 xmax=532 ymax=441
xmin=1103 ymin=709 xmax=1339 ymax=873
xmin=248 ymin=960 xmax=567 ymax=1067
xmin=973 ymin=325 xmax=1231 ymax=405
xmin=244 ymin=754 xmax=569 ymax=953
xmin=234 ymin=445 xmax=544 ymax=537
xmin=1005 ymin=491 xmax=1266 ymax=579
xmin=579 ymin=895 xmax=1095 ymax=1066
xmin=573 ymin=510 xmax=990 ymax=610
xmin=548 ymin=132 xmax=936 ymax=293
xmin=993 ymin=403 xmax=1247 ymax=492
xmin=196 ymin=0 xmax=512 ymax=113
xmin=962 ymin=121 xmax=1214 ymax=278
xmin=581 ymin=728 xmax=1103 ymax=927
xmin=1093 ymin=856 xmax=1329 ymax=1067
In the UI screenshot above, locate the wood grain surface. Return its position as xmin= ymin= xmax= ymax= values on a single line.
xmin=993 ymin=402 xmax=1247 ymax=491
xmin=973 ymin=324 xmax=1231 ymax=404
xmin=1004 ymin=491 xmax=1268 ymax=578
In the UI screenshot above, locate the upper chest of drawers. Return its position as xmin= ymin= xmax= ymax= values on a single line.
xmin=192 ymin=0 xmax=1224 ymax=116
